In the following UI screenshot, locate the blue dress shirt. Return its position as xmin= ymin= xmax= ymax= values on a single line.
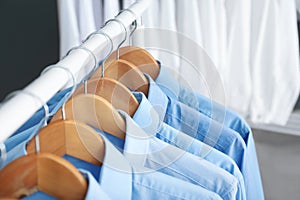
xmin=132 ymin=92 xmax=246 ymax=200
xmin=155 ymin=65 xmax=264 ymax=200
xmin=143 ymin=73 xmax=264 ymax=200
xmin=144 ymin=73 xmax=246 ymax=167
xmin=96 ymin=111 xmax=239 ymax=200
xmin=1 ymin=124 xmax=222 ymax=200
xmin=99 ymin=134 xmax=222 ymax=200
xmin=1 ymin=88 xmax=245 ymax=200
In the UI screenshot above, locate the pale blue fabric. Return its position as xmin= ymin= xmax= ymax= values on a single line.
xmin=143 ymin=73 xmax=264 ymax=200
xmin=155 ymin=65 xmax=264 ymax=200
xmin=156 ymin=65 xmax=250 ymax=141
xmin=144 ymin=73 xmax=246 ymax=167
xmin=99 ymin=135 xmax=222 ymax=200
xmin=95 ymin=112 xmax=239 ymax=200
xmin=2 ymin=124 xmax=221 ymax=200
xmin=80 ymin=169 xmax=112 ymax=200
xmin=132 ymin=92 xmax=246 ymax=200
xmin=0 ymin=65 xmax=262 ymax=199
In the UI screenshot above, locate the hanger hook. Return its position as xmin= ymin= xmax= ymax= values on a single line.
xmin=65 ymin=46 xmax=97 ymax=94
xmin=84 ymin=30 xmax=113 ymax=77
xmin=41 ymin=65 xmax=76 ymax=120
xmin=118 ymin=9 xmax=137 ymax=45
xmin=4 ymin=90 xmax=49 ymax=154
xmin=105 ymin=18 xmax=127 ymax=59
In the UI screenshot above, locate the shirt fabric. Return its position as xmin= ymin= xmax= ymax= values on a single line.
xmin=1 ymin=121 xmax=222 ymax=200
xmin=99 ymin=132 xmax=223 ymax=200
xmin=97 ymin=111 xmax=239 ymax=200
xmin=145 ymin=73 xmax=246 ymax=167
xmin=143 ymin=72 xmax=262 ymax=199
xmin=132 ymin=92 xmax=246 ymax=200
xmin=155 ymin=65 xmax=264 ymax=199
xmin=1 ymin=85 xmax=223 ymax=199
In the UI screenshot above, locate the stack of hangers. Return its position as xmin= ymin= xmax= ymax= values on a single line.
xmin=0 ymin=16 xmax=264 ymax=200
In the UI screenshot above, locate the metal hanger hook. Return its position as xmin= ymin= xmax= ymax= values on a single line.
xmin=105 ymin=18 xmax=127 ymax=59
xmin=84 ymin=30 xmax=113 ymax=77
xmin=65 ymin=46 xmax=98 ymax=94
xmin=118 ymin=9 xmax=137 ymax=45
xmin=41 ymin=65 xmax=76 ymax=121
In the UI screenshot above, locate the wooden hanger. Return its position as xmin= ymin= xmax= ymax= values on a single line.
xmin=79 ymin=27 xmax=140 ymax=115
xmin=51 ymin=93 xmax=126 ymax=140
xmin=28 ymin=64 xmax=105 ymax=165
xmin=103 ymin=59 xmax=149 ymax=96
xmin=91 ymin=46 xmax=159 ymax=83
xmin=118 ymin=46 xmax=160 ymax=80
xmin=0 ymin=153 xmax=87 ymax=199
xmin=26 ymin=119 xmax=105 ymax=166
xmin=90 ymin=48 xmax=158 ymax=97
xmin=106 ymin=12 xmax=160 ymax=80
xmin=74 ymin=77 xmax=139 ymax=117
xmin=91 ymin=48 xmax=157 ymax=96
xmin=91 ymin=18 xmax=149 ymax=96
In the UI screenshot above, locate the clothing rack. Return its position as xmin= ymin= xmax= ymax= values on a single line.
xmin=0 ymin=0 xmax=152 ymax=143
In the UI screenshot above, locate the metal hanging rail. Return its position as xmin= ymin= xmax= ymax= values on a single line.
xmin=0 ymin=0 xmax=152 ymax=143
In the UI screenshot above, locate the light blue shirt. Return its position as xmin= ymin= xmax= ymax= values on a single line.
xmin=99 ymin=134 xmax=222 ymax=200
xmin=97 ymin=111 xmax=239 ymax=200
xmin=1 ymin=123 xmax=222 ymax=200
xmin=144 ymin=73 xmax=264 ymax=200
xmin=145 ymin=73 xmax=246 ymax=167
xmin=132 ymin=92 xmax=246 ymax=200
xmin=155 ymin=65 xmax=264 ymax=200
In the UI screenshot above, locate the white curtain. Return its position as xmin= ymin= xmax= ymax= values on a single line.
xmin=139 ymin=0 xmax=300 ymax=125
xmin=57 ymin=0 xmax=119 ymax=57
xmin=57 ymin=0 xmax=300 ymax=125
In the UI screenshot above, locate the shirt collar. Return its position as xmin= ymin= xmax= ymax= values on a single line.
xmin=114 ymin=110 xmax=151 ymax=169
xmin=155 ymin=64 xmax=180 ymax=100
xmin=144 ymin=74 xmax=169 ymax=120
xmin=79 ymin=169 xmax=111 ymax=200
xmin=118 ymin=110 xmax=195 ymax=172
xmin=97 ymin=135 xmax=132 ymax=200
xmin=94 ymin=111 xmax=159 ymax=173
xmin=131 ymin=92 xmax=162 ymax=133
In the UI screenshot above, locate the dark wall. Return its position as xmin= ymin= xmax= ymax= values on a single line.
xmin=0 ymin=0 xmax=59 ymax=101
